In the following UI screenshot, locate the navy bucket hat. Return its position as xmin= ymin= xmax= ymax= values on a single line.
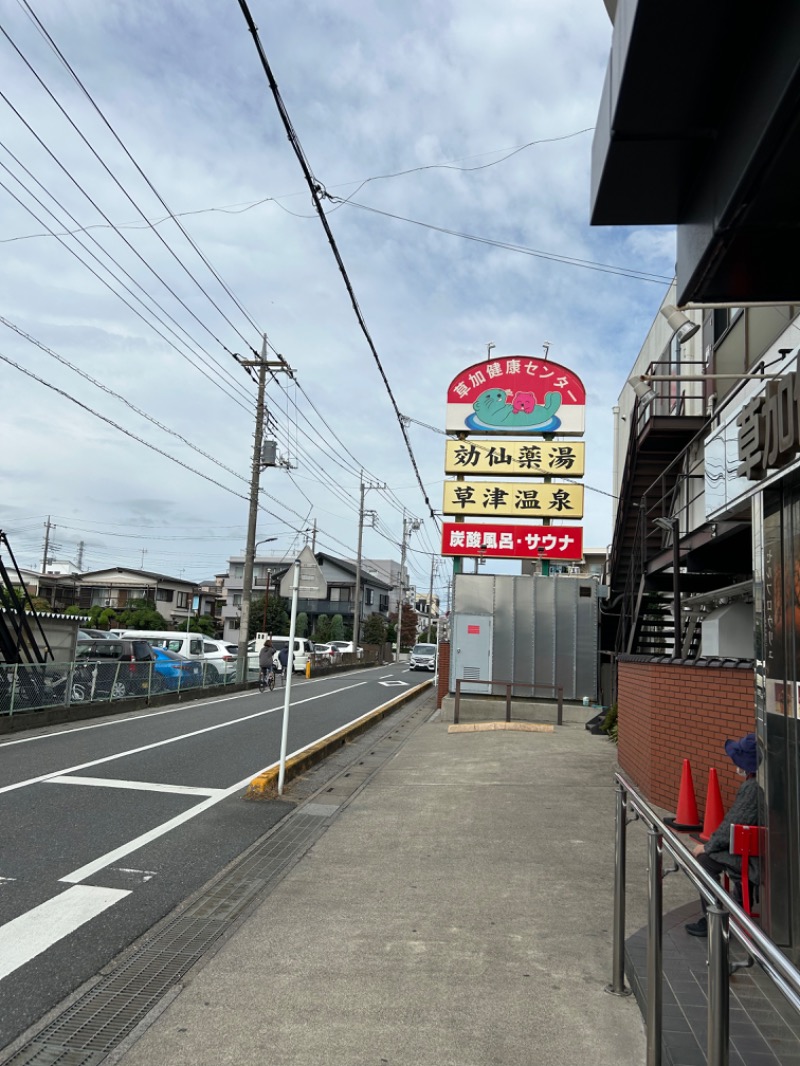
xmin=724 ymin=733 xmax=758 ymax=775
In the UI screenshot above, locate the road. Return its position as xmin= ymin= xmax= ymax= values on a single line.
xmin=0 ymin=662 xmax=427 ymax=1052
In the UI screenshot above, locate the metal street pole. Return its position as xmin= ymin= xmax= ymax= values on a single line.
xmin=278 ymin=559 xmax=301 ymax=795
xmin=396 ymin=516 xmax=408 ymax=664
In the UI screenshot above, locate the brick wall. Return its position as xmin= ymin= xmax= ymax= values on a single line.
xmin=618 ymin=657 xmax=755 ymax=814
xmin=437 ymin=642 xmax=450 ymax=708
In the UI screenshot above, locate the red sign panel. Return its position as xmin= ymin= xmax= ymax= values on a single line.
xmin=441 ymin=522 xmax=583 ymax=560
xmin=445 ymin=356 xmax=586 ymax=436
xmin=467 ymin=624 xmax=481 ymax=634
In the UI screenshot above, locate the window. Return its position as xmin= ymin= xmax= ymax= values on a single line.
xmin=157 ymin=588 xmax=174 ymax=603
xmin=379 ymin=595 xmax=389 ymax=612
xmin=330 ymin=586 xmax=352 ymax=602
xmin=231 ymin=565 xmax=243 ymax=579
xmin=232 ymin=593 xmax=242 ymax=607
xmin=177 ymin=592 xmax=189 ymax=609
xmin=365 ymin=589 xmax=374 ymax=606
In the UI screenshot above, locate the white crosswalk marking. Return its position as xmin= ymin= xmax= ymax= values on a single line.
xmin=0 ymin=885 xmax=130 ymax=982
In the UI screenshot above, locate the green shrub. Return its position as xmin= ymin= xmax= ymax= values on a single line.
xmin=601 ymin=704 xmax=618 ymax=744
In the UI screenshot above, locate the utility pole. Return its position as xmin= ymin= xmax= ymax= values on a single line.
xmin=353 ymin=475 xmax=384 ymax=648
xmin=76 ymin=540 xmax=85 ymax=571
xmin=41 ymin=515 xmax=55 ymax=572
xmin=311 ymin=519 xmax=317 ymax=552
xmin=395 ymin=514 xmax=420 ymax=662
xmin=236 ymin=334 xmax=294 ymax=681
xmin=426 ymin=555 xmax=435 ymax=642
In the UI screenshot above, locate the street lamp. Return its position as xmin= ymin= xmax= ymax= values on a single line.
xmin=654 ymin=516 xmax=681 ymax=658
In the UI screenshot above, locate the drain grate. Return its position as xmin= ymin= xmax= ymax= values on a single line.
xmin=2 ymin=694 xmax=434 ymax=1066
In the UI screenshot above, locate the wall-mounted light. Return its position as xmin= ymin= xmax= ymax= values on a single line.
xmin=660 ymin=304 xmax=700 ymax=344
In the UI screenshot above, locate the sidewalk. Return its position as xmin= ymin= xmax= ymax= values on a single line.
xmin=109 ymin=700 xmax=688 ymax=1066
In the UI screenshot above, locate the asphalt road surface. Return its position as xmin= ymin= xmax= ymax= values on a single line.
xmin=0 ymin=662 xmax=425 ymax=1052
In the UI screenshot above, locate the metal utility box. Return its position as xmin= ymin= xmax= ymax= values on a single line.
xmin=700 ymin=601 xmax=754 ymax=658
xmin=449 ymin=573 xmax=598 ymax=701
xmin=452 ymin=613 xmax=493 ymax=693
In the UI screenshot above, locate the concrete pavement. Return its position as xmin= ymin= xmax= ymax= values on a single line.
xmin=108 ymin=696 xmax=695 ymax=1066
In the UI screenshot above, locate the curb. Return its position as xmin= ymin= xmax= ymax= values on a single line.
xmin=447 ymin=721 xmax=555 ymax=733
xmin=243 ymin=678 xmax=434 ymax=799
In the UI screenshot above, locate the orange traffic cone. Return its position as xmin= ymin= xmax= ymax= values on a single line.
xmin=664 ymin=759 xmax=702 ymax=832
xmin=699 ymin=767 xmax=725 ymax=841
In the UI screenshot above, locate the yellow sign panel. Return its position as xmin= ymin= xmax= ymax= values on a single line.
xmin=442 ymin=481 xmax=584 ymax=518
xmin=444 ymin=439 xmax=585 ymax=477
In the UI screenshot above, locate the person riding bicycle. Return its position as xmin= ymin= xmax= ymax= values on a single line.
xmin=258 ymin=641 xmax=275 ymax=687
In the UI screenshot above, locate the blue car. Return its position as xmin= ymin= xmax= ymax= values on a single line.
xmin=151 ymin=647 xmax=204 ymax=691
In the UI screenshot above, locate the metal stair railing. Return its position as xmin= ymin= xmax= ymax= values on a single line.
xmin=0 ymin=530 xmax=53 ymax=665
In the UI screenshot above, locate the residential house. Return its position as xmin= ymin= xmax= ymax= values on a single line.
xmin=52 ymin=567 xmax=198 ymax=627
xmin=222 ymin=547 xmax=396 ymax=643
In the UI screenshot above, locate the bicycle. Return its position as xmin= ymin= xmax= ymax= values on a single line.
xmin=258 ymin=666 xmax=275 ymax=693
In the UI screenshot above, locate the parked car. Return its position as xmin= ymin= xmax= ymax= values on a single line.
xmin=314 ymin=643 xmax=341 ymax=663
xmin=150 ymin=647 xmax=204 ymax=691
xmin=198 ymin=637 xmax=239 ymax=681
xmin=78 ymin=628 xmax=115 ymax=640
xmin=70 ymin=638 xmax=156 ymax=701
xmin=120 ymin=631 xmax=237 ymax=682
xmin=408 ymin=643 xmax=437 ymax=671
xmin=328 ymin=641 xmax=364 ymax=659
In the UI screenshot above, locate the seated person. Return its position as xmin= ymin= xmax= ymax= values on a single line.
xmin=685 ymin=732 xmax=761 ymax=938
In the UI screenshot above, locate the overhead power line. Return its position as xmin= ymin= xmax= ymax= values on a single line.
xmin=5 ymin=11 xmax=262 ymax=364
xmin=236 ymin=0 xmax=438 ymax=527
xmin=332 ymin=198 xmax=673 ymax=285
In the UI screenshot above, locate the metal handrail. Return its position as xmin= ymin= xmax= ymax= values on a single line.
xmin=453 ymin=677 xmax=563 ymax=725
xmin=608 ymin=770 xmax=800 ymax=1066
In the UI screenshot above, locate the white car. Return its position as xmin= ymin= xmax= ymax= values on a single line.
xmin=328 ymin=641 xmax=364 ymax=659
xmin=199 ymin=638 xmax=239 ymax=680
xmin=314 ymin=643 xmax=341 ymax=663
xmin=408 ymin=643 xmax=437 ymax=671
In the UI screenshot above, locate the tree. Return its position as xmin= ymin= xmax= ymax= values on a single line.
xmin=400 ymin=608 xmax=418 ymax=650
xmin=115 ymin=598 xmax=167 ymax=631
xmin=362 ymin=613 xmax=386 ymax=647
xmin=295 ymin=612 xmax=308 ymax=637
xmin=188 ymin=615 xmax=216 ymax=636
xmin=331 ymin=614 xmax=345 ymax=640
xmin=248 ymin=595 xmax=289 ymax=640
xmin=314 ymin=614 xmax=332 ymax=643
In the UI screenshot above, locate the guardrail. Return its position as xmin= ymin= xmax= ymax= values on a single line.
xmin=0 ymin=657 xmax=236 ymax=716
xmin=609 ymin=771 xmax=800 ymax=1066
xmin=452 ymin=678 xmax=563 ymax=725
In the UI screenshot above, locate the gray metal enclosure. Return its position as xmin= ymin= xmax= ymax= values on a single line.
xmin=450 ymin=573 xmax=598 ymax=701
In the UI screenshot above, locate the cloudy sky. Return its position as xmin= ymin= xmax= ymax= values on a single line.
xmin=0 ymin=0 xmax=674 ymax=605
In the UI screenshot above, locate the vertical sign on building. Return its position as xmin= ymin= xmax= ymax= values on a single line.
xmin=443 ymin=354 xmax=586 ymax=573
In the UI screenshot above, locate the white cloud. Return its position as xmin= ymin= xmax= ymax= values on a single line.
xmin=0 ymin=0 xmax=671 ymax=598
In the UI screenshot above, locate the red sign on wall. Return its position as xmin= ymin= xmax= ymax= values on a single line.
xmin=441 ymin=522 xmax=583 ymax=560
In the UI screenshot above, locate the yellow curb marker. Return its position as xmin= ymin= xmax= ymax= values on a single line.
xmin=447 ymin=722 xmax=555 ymax=733
xmin=244 ymin=678 xmax=434 ymax=799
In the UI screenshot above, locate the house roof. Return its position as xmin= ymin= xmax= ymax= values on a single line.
xmin=314 ymin=552 xmax=393 ymax=590
xmin=69 ymin=566 xmax=196 ymax=586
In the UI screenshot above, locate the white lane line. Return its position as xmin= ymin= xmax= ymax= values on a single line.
xmin=0 ymin=681 xmax=368 ymax=798
xmin=0 ymin=885 xmax=130 ymax=982
xmin=59 ymin=688 xmax=415 ymax=886
xmin=45 ymin=776 xmax=224 ymax=797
